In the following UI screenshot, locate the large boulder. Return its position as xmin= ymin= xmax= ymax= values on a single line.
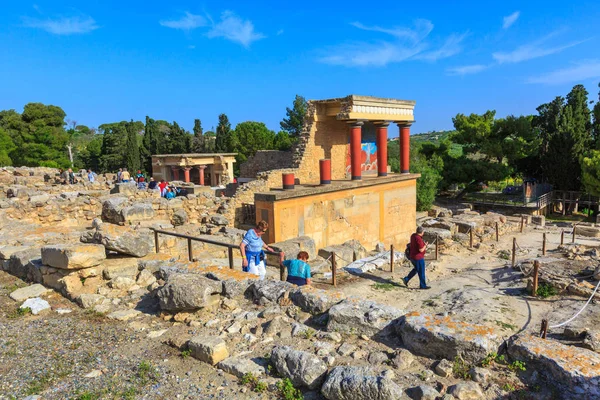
xmin=290 ymin=286 xmax=346 ymax=314
xmin=80 ymin=224 xmax=153 ymax=257
xmin=508 ymin=334 xmax=600 ymax=399
xmin=121 ymin=203 xmax=155 ymax=223
xmin=574 ymin=226 xmax=600 ymax=238
xmin=327 ymin=299 xmax=403 ymax=337
xmin=7 ymin=249 xmax=41 ymax=280
xmin=157 ymin=273 xmax=222 ymax=311
xmin=101 ymin=196 xmax=128 ymax=223
xmin=246 ymin=280 xmax=294 ymax=304
xmin=396 ymin=312 xmax=501 ymax=363
xmin=41 ymin=244 xmax=106 ymax=270
xmin=271 ymin=346 xmax=328 ymax=390
xmin=321 ymin=366 xmax=403 ymax=400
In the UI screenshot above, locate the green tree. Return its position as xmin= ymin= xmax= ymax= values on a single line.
xmin=582 ymin=150 xmax=600 ymax=196
xmin=215 ymin=114 xmax=232 ymax=152
xmin=592 ymin=83 xmax=600 ymax=148
xmin=231 ymin=121 xmax=276 ymax=165
xmin=203 ymin=130 xmax=216 ymax=153
xmin=274 ymin=130 xmax=294 ymax=151
xmin=192 ymin=118 xmax=204 ymax=152
xmin=78 ymin=134 xmax=103 ymax=171
xmin=280 ymin=95 xmax=307 ymax=137
xmin=100 ymin=122 xmax=128 ymax=172
xmin=0 ymin=127 xmax=15 ymax=165
xmin=167 ymin=121 xmax=191 ymax=154
xmin=125 ymin=120 xmax=141 ymax=172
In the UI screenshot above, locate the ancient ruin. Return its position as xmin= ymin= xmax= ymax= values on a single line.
xmin=151 ymin=153 xmax=237 ymax=186
xmin=1 ymin=98 xmax=600 ymax=400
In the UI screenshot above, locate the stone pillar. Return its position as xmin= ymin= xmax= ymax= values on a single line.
xmin=183 ymin=167 xmax=192 ymax=183
xmin=197 ymin=165 xmax=206 ymax=186
xmin=349 ymin=121 xmax=364 ymax=180
xmin=319 ymin=159 xmax=331 ymax=184
xmin=376 ymin=122 xmax=389 ymax=177
xmin=171 ymin=166 xmax=180 ymax=181
xmin=398 ymin=123 xmax=411 ymax=174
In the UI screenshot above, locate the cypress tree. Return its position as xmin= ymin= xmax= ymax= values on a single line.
xmin=125 ymin=120 xmax=140 ymax=173
xmin=192 ymin=118 xmax=204 ymax=152
xmin=592 ymin=83 xmax=600 ymax=149
xmin=215 ymin=114 xmax=232 ymax=152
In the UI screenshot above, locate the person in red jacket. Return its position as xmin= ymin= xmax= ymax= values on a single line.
xmin=402 ymin=226 xmax=431 ymax=289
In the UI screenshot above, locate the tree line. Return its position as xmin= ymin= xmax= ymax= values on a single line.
xmin=0 ymin=95 xmax=307 ymax=177
xmin=388 ymin=83 xmax=600 ymax=210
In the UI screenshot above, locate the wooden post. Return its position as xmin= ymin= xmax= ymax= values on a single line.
xmin=495 ymin=222 xmax=499 ymax=242
xmin=520 ymin=216 xmax=524 ymax=233
xmin=469 ymin=228 xmax=473 ymax=249
xmin=512 ymin=237 xmax=517 ymax=267
xmin=540 ymin=319 xmax=548 ymax=339
xmin=572 ymin=226 xmax=576 ymax=243
xmin=542 ymin=233 xmax=547 ymax=256
xmin=532 ymin=260 xmax=540 ymax=296
xmin=560 ymin=230 xmax=564 ymax=245
xmin=331 ymin=252 xmax=337 ymax=287
xmin=154 ymin=230 xmax=159 ymax=253
xmin=228 ymin=247 xmax=234 ymax=270
xmin=435 ymin=235 xmax=439 ymax=260
xmin=187 ymin=238 xmax=193 ymax=262
xmin=390 ymin=244 xmax=394 ymax=273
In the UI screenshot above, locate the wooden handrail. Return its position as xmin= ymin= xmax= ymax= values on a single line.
xmin=150 ymin=228 xmax=279 ymax=255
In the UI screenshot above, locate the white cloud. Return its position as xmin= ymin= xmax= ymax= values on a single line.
xmin=492 ymin=32 xmax=587 ymax=63
xmin=22 ymin=15 xmax=98 ymax=35
xmin=207 ymin=11 xmax=265 ymax=47
xmin=160 ymin=11 xmax=207 ymax=30
xmin=527 ymin=60 xmax=600 ymax=84
xmin=446 ymin=64 xmax=489 ymax=76
xmin=350 ymin=19 xmax=433 ymax=42
xmin=276 ymin=29 xmax=284 ymax=36
xmin=502 ymin=11 xmax=520 ymax=29
xmin=320 ymin=20 xmax=465 ymax=67
xmin=414 ymin=33 xmax=468 ymax=61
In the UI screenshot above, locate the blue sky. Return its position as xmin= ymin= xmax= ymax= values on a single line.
xmin=0 ymin=1 xmax=599 ymax=136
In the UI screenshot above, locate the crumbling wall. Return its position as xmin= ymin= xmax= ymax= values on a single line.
xmin=239 ymin=150 xmax=293 ymax=179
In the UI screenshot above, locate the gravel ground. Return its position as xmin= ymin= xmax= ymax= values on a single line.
xmin=0 ymin=271 xmax=266 ymax=400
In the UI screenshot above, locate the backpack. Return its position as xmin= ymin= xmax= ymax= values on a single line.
xmin=404 ymin=243 xmax=411 ymax=259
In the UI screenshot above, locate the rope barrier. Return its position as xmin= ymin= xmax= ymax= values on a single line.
xmin=549 ymin=280 xmax=600 ymax=329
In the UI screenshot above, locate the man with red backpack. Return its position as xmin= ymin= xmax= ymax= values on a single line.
xmin=402 ymin=226 xmax=431 ymax=290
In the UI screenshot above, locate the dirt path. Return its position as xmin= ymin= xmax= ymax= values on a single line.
xmin=332 ymin=226 xmax=600 ymax=340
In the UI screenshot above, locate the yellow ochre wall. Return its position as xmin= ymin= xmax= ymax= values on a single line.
xmin=256 ymin=179 xmax=417 ymax=250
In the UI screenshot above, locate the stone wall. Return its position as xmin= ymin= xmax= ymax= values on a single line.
xmin=256 ymin=178 xmax=417 ymax=250
xmin=239 ymin=150 xmax=294 ymax=179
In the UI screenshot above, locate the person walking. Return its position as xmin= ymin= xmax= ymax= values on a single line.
xmin=117 ymin=168 xmax=123 ymax=183
xmin=280 ymin=251 xmax=312 ymax=286
xmin=402 ymin=226 xmax=431 ymax=289
xmin=239 ymin=220 xmax=276 ymax=280
xmin=68 ymin=168 xmax=75 ymax=184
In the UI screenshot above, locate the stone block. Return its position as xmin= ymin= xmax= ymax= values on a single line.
xmin=121 ymin=203 xmax=155 ymax=223
xmin=157 ymin=272 xmax=222 ymax=311
xmin=20 ymin=297 xmax=50 ymax=315
xmin=271 ymin=346 xmax=327 ymax=389
xmin=188 ymin=336 xmax=229 ymax=365
xmin=327 ymin=299 xmax=403 ymax=337
xmin=217 ymin=357 xmax=265 ymax=378
xmin=269 ymin=236 xmax=317 ymax=261
xmin=80 ymin=224 xmax=153 ymax=257
xmin=320 ymin=366 xmax=403 ymax=400
xmin=101 ymin=196 xmax=128 ymax=223
xmin=508 ymin=334 xmax=600 ymax=399
xmin=531 ymin=215 xmax=545 ymax=227
xmin=290 ymin=286 xmax=346 ymax=314
xmin=9 ymin=284 xmax=50 ymax=302
xmin=41 ymin=244 xmax=106 ymax=270
xmin=397 ymin=312 xmax=501 ymax=363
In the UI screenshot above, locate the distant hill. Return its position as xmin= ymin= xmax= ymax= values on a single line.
xmin=410 ymin=130 xmax=455 ymax=144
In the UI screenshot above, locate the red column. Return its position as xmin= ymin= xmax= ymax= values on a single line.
xmin=197 ymin=165 xmax=206 ymax=185
xmin=282 ymin=173 xmax=295 ymax=190
xmin=398 ymin=123 xmax=411 ymax=173
xmin=171 ymin=167 xmax=180 ymax=181
xmin=349 ymin=121 xmax=364 ymax=180
xmin=376 ymin=123 xmax=389 ymax=177
xmin=319 ymin=159 xmax=331 ymax=184
xmin=183 ymin=167 xmax=192 ymax=183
